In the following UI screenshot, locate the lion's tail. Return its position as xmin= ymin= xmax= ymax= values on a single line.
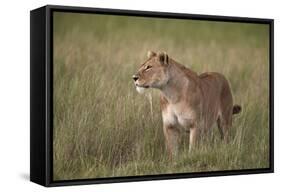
xmin=233 ymin=105 xmax=242 ymax=114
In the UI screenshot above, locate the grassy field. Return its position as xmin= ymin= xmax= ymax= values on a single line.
xmin=53 ymin=12 xmax=270 ymax=180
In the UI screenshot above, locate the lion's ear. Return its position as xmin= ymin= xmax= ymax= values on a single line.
xmin=147 ymin=51 xmax=156 ymax=59
xmin=158 ymin=52 xmax=169 ymax=65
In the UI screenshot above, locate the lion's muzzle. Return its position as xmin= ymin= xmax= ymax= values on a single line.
xmin=132 ymin=75 xmax=139 ymax=82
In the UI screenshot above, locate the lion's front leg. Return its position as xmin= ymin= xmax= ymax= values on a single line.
xmin=189 ymin=127 xmax=199 ymax=152
xmin=163 ymin=124 xmax=180 ymax=160
xmin=178 ymin=117 xmax=199 ymax=153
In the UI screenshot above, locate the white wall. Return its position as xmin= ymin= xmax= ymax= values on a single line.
xmin=0 ymin=0 xmax=279 ymax=191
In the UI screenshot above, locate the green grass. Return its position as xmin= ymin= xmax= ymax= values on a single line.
xmin=53 ymin=12 xmax=270 ymax=180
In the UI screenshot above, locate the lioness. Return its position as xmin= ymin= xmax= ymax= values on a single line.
xmin=133 ymin=51 xmax=241 ymax=158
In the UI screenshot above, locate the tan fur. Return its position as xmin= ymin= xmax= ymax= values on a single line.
xmin=133 ymin=51 xmax=241 ymax=159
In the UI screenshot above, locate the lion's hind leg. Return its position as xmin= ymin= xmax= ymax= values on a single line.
xmin=216 ymin=77 xmax=234 ymax=142
xmin=217 ymin=107 xmax=232 ymax=142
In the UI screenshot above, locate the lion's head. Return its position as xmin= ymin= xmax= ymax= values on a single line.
xmin=133 ymin=51 xmax=170 ymax=93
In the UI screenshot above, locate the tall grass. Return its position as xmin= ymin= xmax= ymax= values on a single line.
xmin=53 ymin=12 xmax=270 ymax=180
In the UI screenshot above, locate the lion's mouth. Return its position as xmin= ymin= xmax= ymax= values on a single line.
xmin=135 ymin=83 xmax=149 ymax=94
xmin=135 ymin=83 xmax=149 ymax=88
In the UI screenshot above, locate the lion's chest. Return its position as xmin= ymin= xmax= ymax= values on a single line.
xmin=162 ymin=103 xmax=196 ymax=129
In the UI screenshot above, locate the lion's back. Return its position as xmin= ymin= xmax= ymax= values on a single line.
xmin=199 ymin=72 xmax=233 ymax=107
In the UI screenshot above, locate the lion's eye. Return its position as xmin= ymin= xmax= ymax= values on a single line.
xmin=145 ymin=65 xmax=152 ymax=70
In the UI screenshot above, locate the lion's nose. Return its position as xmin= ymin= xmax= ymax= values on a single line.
xmin=132 ymin=75 xmax=139 ymax=81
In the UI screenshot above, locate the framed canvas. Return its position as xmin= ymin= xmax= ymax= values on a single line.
xmin=30 ymin=5 xmax=274 ymax=187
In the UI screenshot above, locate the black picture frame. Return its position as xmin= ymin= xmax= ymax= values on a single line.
xmin=30 ymin=4 xmax=274 ymax=187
